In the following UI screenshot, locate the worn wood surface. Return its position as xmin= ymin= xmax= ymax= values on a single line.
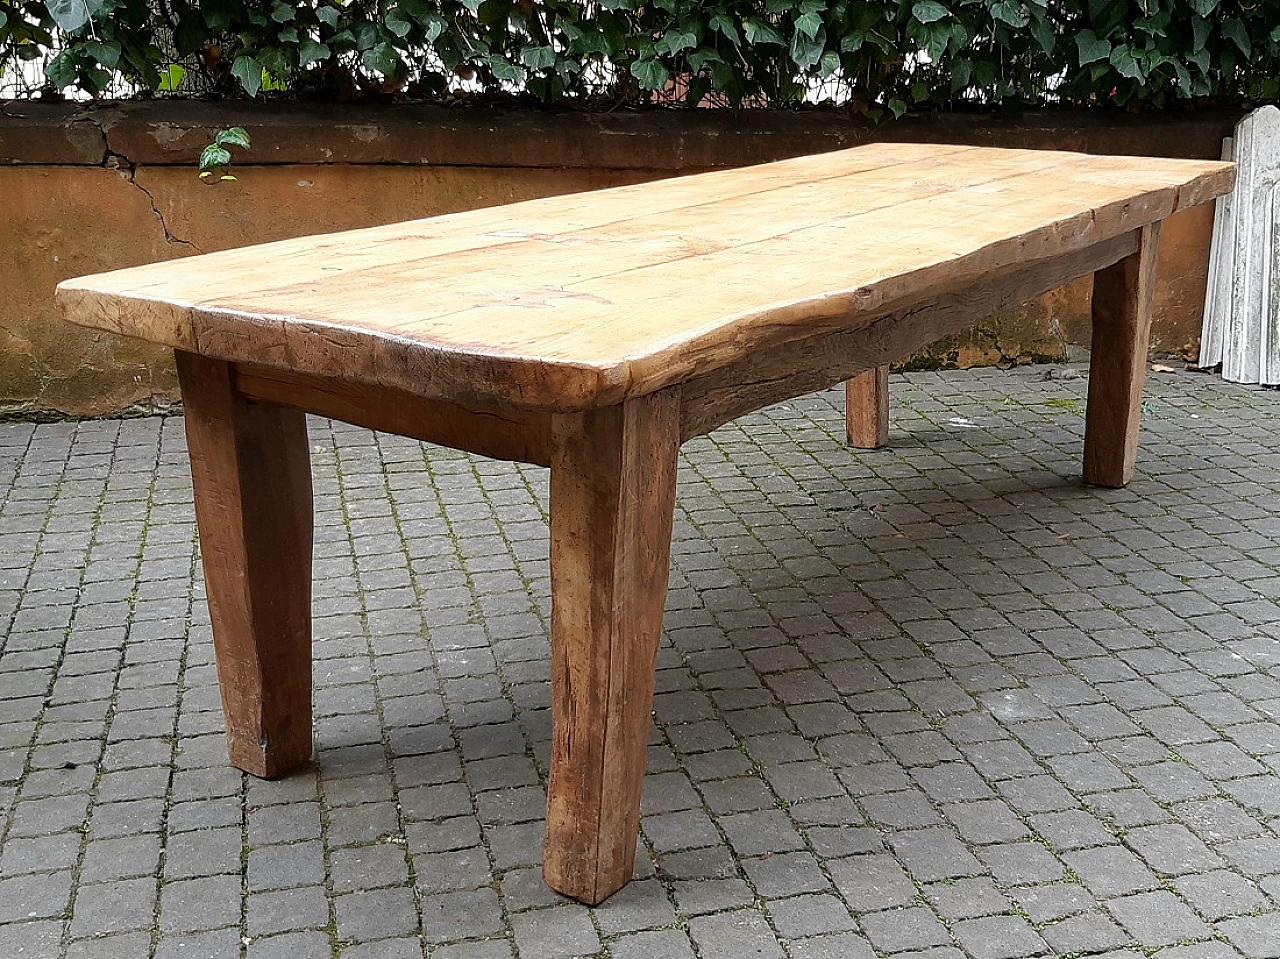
xmin=59 ymin=144 xmax=1232 ymax=411
xmin=846 ymin=366 xmax=890 ymax=449
xmin=543 ymin=389 xmax=681 ymax=904
xmin=176 ymin=352 xmax=315 ymax=778
xmin=1084 ymin=223 xmax=1162 ymax=488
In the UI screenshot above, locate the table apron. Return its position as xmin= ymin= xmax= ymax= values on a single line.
xmin=679 ymin=228 xmax=1141 ymax=441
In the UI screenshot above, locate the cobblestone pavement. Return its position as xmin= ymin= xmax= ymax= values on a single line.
xmin=0 ymin=364 xmax=1278 ymax=959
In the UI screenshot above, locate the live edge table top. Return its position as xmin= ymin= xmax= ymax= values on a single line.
xmin=57 ymin=142 xmax=1233 ymax=411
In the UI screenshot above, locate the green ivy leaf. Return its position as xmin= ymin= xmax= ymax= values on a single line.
xmin=487 ymin=56 xmax=525 ymax=83
xmin=45 ymin=0 xmax=92 ymax=33
xmin=199 ymin=144 xmax=232 ymax=172
xmin=629 ymin=57 xmax=669 ymax=90
xmin=911 ymin=1 xmax=949 ymax=25
xmin=743 ymin=19 xmax=784 ymax=45
xmin=709 ymin=13 xmax=740 ymax=46
xmin=157 ymin=63 xmax=186 ymax=91
xmin=795 ymin=10 xmax=822 ymax=38
xmin=687 ymin=48 xmax=723 ymax=72
xmin=214 ymin=126 xmax=251 ymax=150
xmin=1109 ymin=44 xmax=1143 ymax=79
xmin=44 ymin=49 xmax=80 ymax=87
xmin=1190 ymin=16 xmax=1209 ymax=53
xmin=202 ymin=0 xmax=241 ymax=31
xmin=298 ymin=38 xmax=330 ymax=65
xmin=1030 ymin=14 xmax=1054 ymax=53
xmin=1221 ymin=18 xmax=1250 ymax=57
xmin=1076 ymin=29 xmax=1111 ymax=65
xmin=520 ymin=44 xmax=555 ymax=70
xmin=655 ymin=27 xmax=697 ymax=56
xmin=315 ymin=5 xmax=339 ymax=27
xmin=385 ymin=8 xmax=413 ymax=38
xmin=231 ymin=54 xmax=262 ymax=95
xmin=421 ymin=15 xmax=445 ymax=42
xmin=989 ymin=1 xmax=1028 ymax=27
xmin=790 ymin=29 xmax=824 ymax=68
xmin=1187 ymin=0 xmax=1218 ymax=14
xmin=0 ymin=8 xmax=9 ymax=28
xmin=362 ymin=41 xmax=401 ymax=75
xmin=82 ymin=40 xmax=121 ymax=68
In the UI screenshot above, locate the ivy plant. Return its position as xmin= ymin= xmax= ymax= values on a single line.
xmin=2 ymin=0 xmax=1278 ymax=111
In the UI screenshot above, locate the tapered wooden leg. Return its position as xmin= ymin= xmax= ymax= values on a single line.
xmin=543 ymin=388 xmax=680 ymax=905
xmin=1083 ymin=223 xmax=1161 ymax=488
xmin=846 ymin=365 xmax=890 ymax=448
xmin=176 ymin=352 xmax=314 ymax=778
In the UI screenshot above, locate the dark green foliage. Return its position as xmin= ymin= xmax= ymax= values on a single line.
xmin=2 ymin=0 xmax=1278 ymax=111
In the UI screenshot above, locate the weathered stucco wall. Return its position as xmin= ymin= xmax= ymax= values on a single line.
xmin=1 ymin=103 xmax=1240 ymax=415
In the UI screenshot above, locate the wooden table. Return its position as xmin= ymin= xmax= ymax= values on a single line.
xmin=58 ymin=143 xmax=1233 ymax=904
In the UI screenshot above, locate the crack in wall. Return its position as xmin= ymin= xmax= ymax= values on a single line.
xmin=109 ymin=154 xmax=203 ymax=253
xmin=75 ymin=110 xmax=203 ymax=253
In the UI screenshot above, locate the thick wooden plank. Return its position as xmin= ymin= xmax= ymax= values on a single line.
xmin=846 ymin=366 xmax=889 ymax=449
xmin=58 ymin=146 xmax=1234 ymax=411
xmin=233 ymin=364 xmax=553 ymax=466
xmin=680 ymin=231 xmax=1140 ymax=440
xmin=1083 ymin=223 xmax=1162 ymax=488
xmin=176 ymin=351 xmax=314 ymax=778
xmin=543 ymin=388 xmax=681 ymax=905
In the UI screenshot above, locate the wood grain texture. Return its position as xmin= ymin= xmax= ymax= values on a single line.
xmin=233 ymin=364 xmax=553 ymax=466
xmin=543 ymin=388 xmax=681 ymax=905
xmin=177 ymin=352 xmax=315 ymax=778
xmin=1084 ymin=223 xmax=1162 ymax=488
xmin=58 ymin=145 xmax=1233 ymax=411
xmin=846 ymin=366 xmax=889 ymax=449
xmin=680 ymin=230 xmax=1140 ymax=441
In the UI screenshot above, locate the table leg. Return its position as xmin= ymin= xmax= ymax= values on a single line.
xmin=846 ymin=365 xmax=890 ymax=449
xmin=176 ymin=352 xmax=315 ymax=778
xmin=543 ymin=389 xmax=680 ymax=905
xmin=1083 ymin=223 xmax=1162 ymax=488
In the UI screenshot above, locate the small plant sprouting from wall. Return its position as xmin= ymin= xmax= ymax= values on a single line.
xmin=199 ymin=127 xmax=252 ymax=183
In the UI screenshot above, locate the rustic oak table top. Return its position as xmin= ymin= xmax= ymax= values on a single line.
xmin=58 ymin=142 xmax=1231 ymax=410
xmin=54 ymin=142 xmax=1235 ymax=906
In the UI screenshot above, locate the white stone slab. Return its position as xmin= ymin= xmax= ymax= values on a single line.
xmin=1200 ymin=105 xmax=1280 ymax=385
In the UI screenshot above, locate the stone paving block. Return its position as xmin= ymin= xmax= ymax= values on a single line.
xmin=247 ymin=886 xmax=330 ymax=936
xmin=247 ymin=931 xmax=333 ymax=959
xmin=783 ymin=932 xmax=876 ymax=959
xmin=925 ymin=877 xmax=1011 ymax=920
xmin=950 ymin=915 xmax=1048 ymax=959
xmin=859 ymin=906 xmax=950 ymax=952
xmin=610 ymin=928 xmax=697 ymax=959
xmin=672 ymin=877 xmax=755 ymax=916
xmin=511 ymin=905 xmax=599 ymax=959
xmin=741 ymin=851 xmax=831 ymax=898
xmin=159 ymin=875 xmax=242 ymax=934
xmin=1105 ymin=890 xmax=1213 ymax=947
xmin=828 ymin=854 xmax=917 ymax=912
xmin=153 ymin=927 xmax=243 ymax=959
xmin=688 ymin=908 xmax=784 ymax=959
xmin=1064 ymin=845 xmax=1162 ymax=897
xmin=1040 ymin=910 xmax=1131 ymax=955
xmin=1216 ymin=913 xmax=1280 ymax=958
